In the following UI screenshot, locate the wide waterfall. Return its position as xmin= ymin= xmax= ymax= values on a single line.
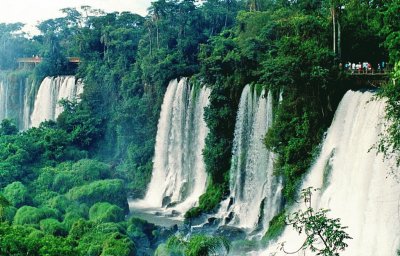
xmin=218 ymin=85 xmax=281 ymax=235
xmin=30 ymin=76 xmax=83 ymax=128
xmin=132 ymin=78 xmax=211 ymax=217
xmin=259 ymin=90 xmax=400 ymax=256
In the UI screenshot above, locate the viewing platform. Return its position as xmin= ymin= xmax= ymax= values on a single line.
xmin=346 ymin=69 xmax=391 ymax=77
xmin=17 ymin=57 xmax=81 ymax=68
xmin=344 ymin=69 xmax=391 ymax=88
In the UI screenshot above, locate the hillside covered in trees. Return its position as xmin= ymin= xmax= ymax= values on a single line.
xmin=0 ymin=0 xmax=399 ymax=255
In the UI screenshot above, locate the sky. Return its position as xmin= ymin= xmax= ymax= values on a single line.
xmin=0 ymin=0 xmax=154 ymax=35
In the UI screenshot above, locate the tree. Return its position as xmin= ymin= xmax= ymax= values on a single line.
xmin=0 ymin=119 xmax=18 ymax=136
xmin=376 ymin=0 xmax=400 ymax=168
xmin=0 ymin=23 xmax=39 ymax=70
xmin=280 ymin=187 xmax=351 ymax=256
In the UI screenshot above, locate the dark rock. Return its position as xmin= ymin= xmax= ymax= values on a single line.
xmin=170 ymin=210 xmax=180 ymax=217
xmin=224 ymin=211 xmax=234 ymax=224
xmin=166 ymin=201 xmax=178 ymax=208
xmin=165 ymin=210 xmax=180 ymax=217
xmin=162 ymin=196 xmax=171 ymax=207
xmin=200 ymin=217 xmax=221 ymax=230
xmin=227 ymin=197 xmax=234 ymax=210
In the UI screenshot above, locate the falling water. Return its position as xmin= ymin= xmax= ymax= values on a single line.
xmin=259 ymin=90 xmax=400 ymax=256
xmin=0 ymin=77 xmax=35 ymax=129
xmin=132 ymin=78 xmax=211 ymax=216
xmin=0 ymin=80 xmax=9 ymax=121
xmin=219 ymin=85 xmax=281 ymax=235
xmin=30 ymin=76 xmax=83 ymax=128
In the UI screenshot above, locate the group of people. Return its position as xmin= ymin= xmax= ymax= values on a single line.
xmin=341 ymin=61 xmax=387 ymax=74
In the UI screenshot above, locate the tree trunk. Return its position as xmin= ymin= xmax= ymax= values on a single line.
xmin=337 ymin=18 xmax=341 ymax=60
xmin=148 ymin=28 xmax=152 ymax=56
xmin=156 ymin=24 xmax=159 ymax=50
xmin=331 ymin=5 xmax=336 ymax=56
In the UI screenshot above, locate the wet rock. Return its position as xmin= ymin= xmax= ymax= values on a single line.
xmin=165 ymin=210 xmax=180 ymax=218
xmin=162 ymin=196 xmax=171 ymax=207
xmin=224 ymin=211 xmax=234 ymax=224
xmin=227 ymin=197 xmax=234 ymax=210
xmin=166 ymin=201 xmax=178 ymax=208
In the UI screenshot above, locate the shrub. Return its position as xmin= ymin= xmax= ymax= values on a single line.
xmin=89 ymin=202 xmax=124 ymax=223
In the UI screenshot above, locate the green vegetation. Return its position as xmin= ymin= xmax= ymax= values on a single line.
xmin=377 ymin=0 xmax=400 ymax=168
xmin=262 ymin=211 xmax=286 ymax=242
xmin=160 ymin=235 xmax=230 ymax=256
xmin=284 ymin=187 xmax=352 ymax=256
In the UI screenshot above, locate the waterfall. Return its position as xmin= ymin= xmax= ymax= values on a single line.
xmin=132 ymin=78 xmax=211 ymax=216
xmin=219 ymin=85 xmax=281 ymax=234
xmin=30 ymin=76 xmax=83 ymax=128
xmin=0 ymin=76 xmax=33 ymax=130
xmin=0 ymin=80 xmax=9 ymax=121
xmin=22 ymin=80 xmax=36 ymax=130
xmin=259 ymin=90 xmax=400 ymax=256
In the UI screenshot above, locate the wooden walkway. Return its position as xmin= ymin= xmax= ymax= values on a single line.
xmin=17 ymin=57 xmax=81 ymax=64
xmin=17 ymin=57 xmax=81 ymax=69
xmin=345 ymin=70 xmax=391 ymax=87
xmin=346 ymin=70 xmax=391 ymax=77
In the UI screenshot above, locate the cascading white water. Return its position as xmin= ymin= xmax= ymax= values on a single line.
xmin=22 ymin=80 xmax=36 ymax=130
xmin=30 ymin=76 xmax=83 ymax=128
xmin=219 ymin=85 xmax=281 ymax=234
xmin=132 ymin=78 xmax=210 ymax=216
xmin=0 ymin=80 xmax=9 ymax=121
xmin=259 ymin=90 xmax=400 ymax=256
xmin=0 ymin=77 xmax=34 ymax=130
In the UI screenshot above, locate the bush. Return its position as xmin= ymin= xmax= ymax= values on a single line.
xmin=3 ymin=181 xmax=28 ymax=207
xmin=52 ymin=172 xmax=78 ymax=194
xmin=262 ymin=211 xmax=286 ymax=242
xmin=89 ymin=202 xmax=124 ymax=223
xmin=72 ymin=159 xmax=110 ymax=182
xmin=101 ymin=233 xmax=136 ymax=256
xmin=67 ymin=179 xmax=128 ymax=212
xmin=14 ymin=206 xmax=58 ymax=225
xmin=185 ymin=183 xmax=223 ymax=219
xmin=39 ymin=218 xmax=67 ymax=236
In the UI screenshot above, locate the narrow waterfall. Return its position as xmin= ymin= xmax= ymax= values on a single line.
xmin=260 ymin=90 xmax=400 ymax=256
xmin=30 ymin=76 xmax=83 ymax=128
xmin=0 ymin=77 xmax=34 ymax=130
xmin=0 ymin=80 xmax=9 ymax=121
xmin=133 ymin=78 xmax=211 ymax=216
xmin=219 ymin=85 xmax=281 ymax=234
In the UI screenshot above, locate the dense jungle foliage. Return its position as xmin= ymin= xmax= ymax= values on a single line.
xmin=0 ymin=0 xmax=398 ymax=255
